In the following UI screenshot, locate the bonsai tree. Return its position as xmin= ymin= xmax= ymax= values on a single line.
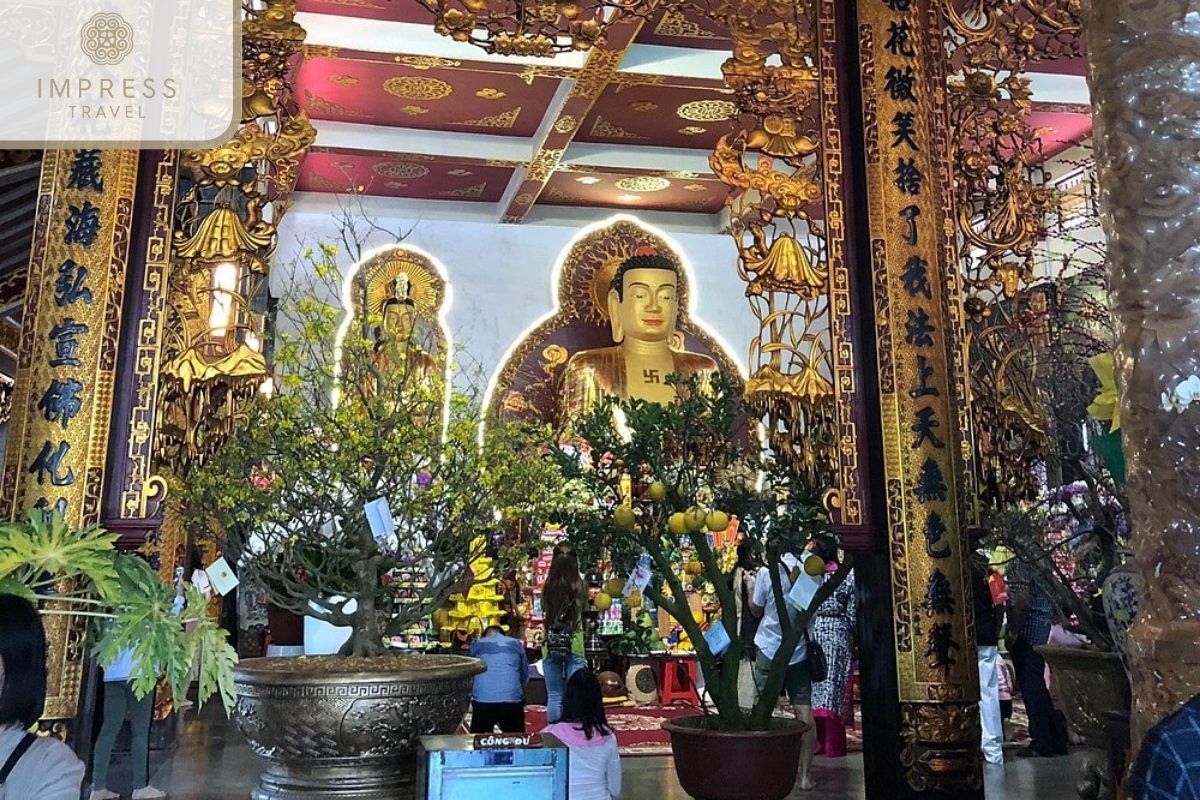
xmin=555 ymin=374 xmax=850 ymax=731
xmin=182 ymin=237 xmax=564 ymax=658
xmin=0 ymin=510 xmax=236 ymax=711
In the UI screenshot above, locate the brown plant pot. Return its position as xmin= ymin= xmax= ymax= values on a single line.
xmin=662 ymin=715 xmax=808 ymax=800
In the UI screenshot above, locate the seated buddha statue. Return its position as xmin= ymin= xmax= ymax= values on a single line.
xmin=372 ymin=273 xmax=437 ymax=390
xmin=562 ymin=248 xmax=718 ymax=419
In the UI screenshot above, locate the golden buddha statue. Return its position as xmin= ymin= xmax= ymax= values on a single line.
xmin=372 ymin=272 xmax=437 ymax=389
xmin=562 ymin=248 xmax=718 ymax=417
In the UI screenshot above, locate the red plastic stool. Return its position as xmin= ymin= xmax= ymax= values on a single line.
xmin=659 ymin=655 xmax=701 ymax=706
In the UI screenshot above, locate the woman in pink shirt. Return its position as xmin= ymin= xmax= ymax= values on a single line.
xmin=543 ymin=670 xmax=622 ymax=800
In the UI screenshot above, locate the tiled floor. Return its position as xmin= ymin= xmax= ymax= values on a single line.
xmin=99 ymin=713 xmax=1087 ymax=799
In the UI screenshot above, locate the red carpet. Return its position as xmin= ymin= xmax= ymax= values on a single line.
xmin=524 ymin=704 xmax=697 ymax=757
xmin=521 ymin=699 xmax=1032 ymax=758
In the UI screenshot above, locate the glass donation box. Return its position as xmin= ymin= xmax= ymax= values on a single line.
xmin=416 ymin=733 xmax=568 ymax=800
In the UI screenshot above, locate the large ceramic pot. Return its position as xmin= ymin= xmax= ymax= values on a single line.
xmin=1039 ymin=646 xmax=1131 ymax=800
xmin=662 ymin=715 xmax=807 ymax=800
xmin=233 ymin=654 xmax=484 ymax=800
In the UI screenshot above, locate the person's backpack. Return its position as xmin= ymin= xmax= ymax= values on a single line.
xmin=545 ymin=604 xmax=575 ymax=661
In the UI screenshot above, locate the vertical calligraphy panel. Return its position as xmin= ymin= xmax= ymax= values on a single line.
xmin=0 ymin=148 xmax=139 ymax=726
xmin=854 ymin=0 xmax=980 ymax=791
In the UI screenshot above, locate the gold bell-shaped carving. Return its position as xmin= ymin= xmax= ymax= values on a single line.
xmin=746 ymin=233 xmax=828 ymax=299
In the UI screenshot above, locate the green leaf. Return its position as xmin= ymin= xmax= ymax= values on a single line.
xmin=0 ymin=575 xmax=37 ymax=601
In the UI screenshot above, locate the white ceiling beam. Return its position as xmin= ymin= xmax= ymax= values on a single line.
xmin=287 ymin=189 xmax=725 ymax=233
xmin=1024 ymin=72 xmax=1092 ymax=107
xmin=619 ymin=44 xmax=725 ymax=80
xmin=311 ymin=118 xmax=535 ymax=162
xmin=497 ymin=80 xmax=574 ymax=217
xmin=522 ymin=203 xmax=725 ymax=233
xmin=298 ymin=12 xmax=590 ymax=69
xmin=562 ymin=142 xmax=714 ymax=173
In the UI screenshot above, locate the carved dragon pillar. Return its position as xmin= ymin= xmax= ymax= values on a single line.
xmin=1086 ymin=0 xmax=1200 ymax=746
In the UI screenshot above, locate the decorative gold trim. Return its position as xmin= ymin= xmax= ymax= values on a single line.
xmin=455 ymin=106 xmax=522 ymax=129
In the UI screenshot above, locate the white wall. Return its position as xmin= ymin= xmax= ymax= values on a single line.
xmin=274 ymin=201 xmax=758 ymax=382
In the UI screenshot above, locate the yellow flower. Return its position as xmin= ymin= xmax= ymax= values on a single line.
xmin=1088 ymin=352 xmax=1120 ymax=431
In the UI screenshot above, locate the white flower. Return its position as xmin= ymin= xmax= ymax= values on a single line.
xmin=1162 ymin=391 xmax=1178 ymax=412
xmin=1177 ymin=375 xmax=1200 ymax=406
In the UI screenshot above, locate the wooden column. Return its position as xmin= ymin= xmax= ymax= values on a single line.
xmin=1 ymin=149 xmax=141 ymax=743
xmin=838 ymin=0 xmax=983 ymax=794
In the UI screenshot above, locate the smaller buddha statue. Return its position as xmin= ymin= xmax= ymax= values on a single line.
xmin=372 ymin=273 xmax=437 ymax=388
xmin=562 ymin=248 xmax=718 ymax=419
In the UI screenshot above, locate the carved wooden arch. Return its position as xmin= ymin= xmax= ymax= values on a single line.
xmin=485 ymin=214 xmax=743 ymax=423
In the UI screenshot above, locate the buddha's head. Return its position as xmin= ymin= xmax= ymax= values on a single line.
xmin=607 ymin=248 xmax=680 ymax=345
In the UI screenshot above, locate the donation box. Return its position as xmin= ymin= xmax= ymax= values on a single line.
xmin=417 ymin=733 xmax=568 ymax=800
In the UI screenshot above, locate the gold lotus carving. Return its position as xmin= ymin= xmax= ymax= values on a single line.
xmin=329 ymin=74 xmax=359 ymax=87
xmin=614 ymin=176 xmax=671 ymax=193
xmin=554 ymin=115 xmax=579 ymax=133
xmin=373 ymin=161 xmax=430 ymax=179
xmin=397 ymin=55 xmax=461 ymax=70
xmin=679 ymin=126 xmax=707 ymax=136
xmin=631 ymin=101 xmax=658 ymax=112
xmin=677 ymin=99 xmax=738 ymax=122
xmin=384 ymin=76 xmax=453 ymax=100
xmin=476 ymin=87 xmax=507 ymax=99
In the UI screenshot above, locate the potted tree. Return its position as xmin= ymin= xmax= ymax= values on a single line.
xmin=554 ymin=374 xmax=849 ymax=800
xmin=0 ymin=510 xmax=236 ymax=713
xmin=181 ymin=235 xmax=564 ymax=799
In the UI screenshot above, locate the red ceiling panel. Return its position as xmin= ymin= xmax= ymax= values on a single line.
xmin=298 ymin=149 xmax=516 ymax=202
xmin=542 ymin=169 xmax=728 ymax=214
xmin=577 ymin=79 xmax=738 ymax=150
xmin=637 ymin=7 xmax=730 ymax=50
xmin=1027 ymin=110 xmax=1092 ymax=160
xmin=296 ymin=53 xmax=563 ymax=137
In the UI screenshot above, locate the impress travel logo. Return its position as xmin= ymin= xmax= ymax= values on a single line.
xmin=0 ymin=0 xmax=240 ymax=146
xmin=80 ymin=13 xmax=135 ymax=66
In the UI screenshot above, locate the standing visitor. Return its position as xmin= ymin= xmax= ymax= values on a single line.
xmin=541 ymin=542 xmax=588 ymax=724
xmin=1006 ymin=558 xmax=1068 ymax=758
xmin=972 ymin=547 xmax=1004 ymax=766
xmin=91 ymin=588 xmax=186 ymax=800
xmin=89 ymin=646 xmax=167 ymax=799
xmin=542 ymin=670 xmax=622 ymax=800
xmin=0 ymin=594 xmax=85 ymax=800
xmin=809 ymin=536 xmax=856 ymax=759
xmin=469 ymin=622 xmax=530 ymax=733
xmin=731 ymin=540 xmax=762 ymax=709
xmin=750 ymin=553 xmax=817 ymax=791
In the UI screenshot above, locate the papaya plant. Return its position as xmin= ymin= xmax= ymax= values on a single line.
xmin=0 ymin=510 xmax=237 ymax=711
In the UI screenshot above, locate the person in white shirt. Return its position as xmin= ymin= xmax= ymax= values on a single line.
xmin=750 ymin=553 xmax=817 ymax=791
xmin=0 ymin=594 xmax=85 ymax=800
xmin=542 ymin=669 xmax=622 ymax=800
